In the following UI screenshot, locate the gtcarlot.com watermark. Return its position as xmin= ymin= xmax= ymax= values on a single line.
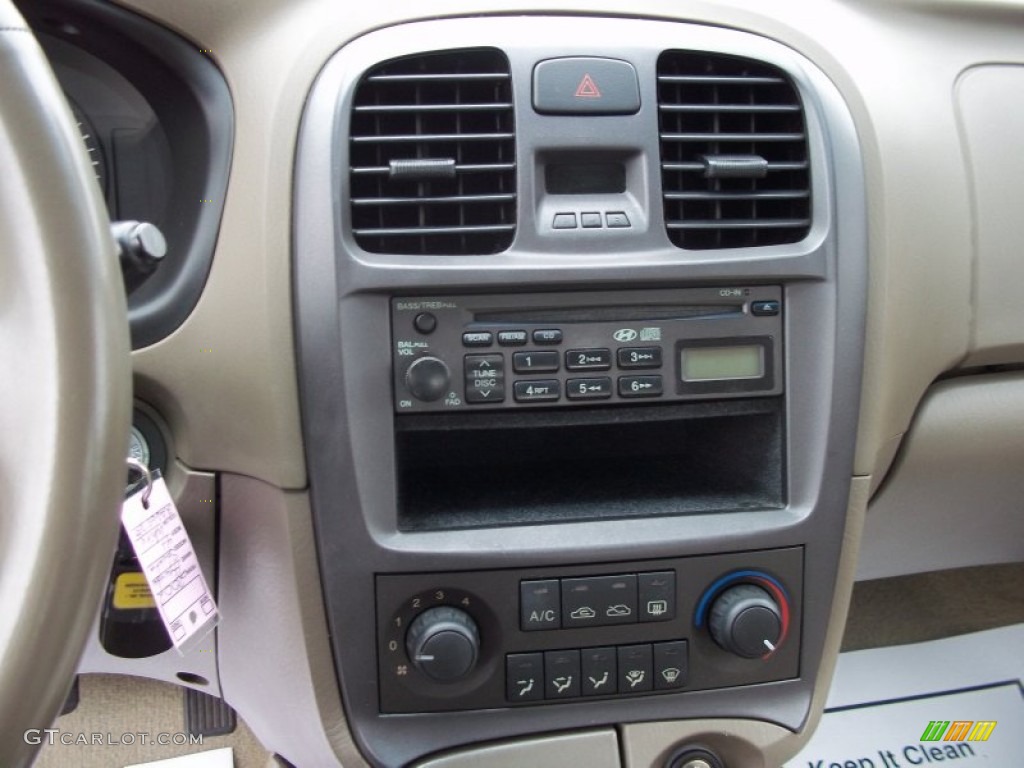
xmin=24 ymin=729 xmax=203 ymax=747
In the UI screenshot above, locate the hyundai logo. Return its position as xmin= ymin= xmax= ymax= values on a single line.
xmin=613 ymin=328 xmax=638 ymax=342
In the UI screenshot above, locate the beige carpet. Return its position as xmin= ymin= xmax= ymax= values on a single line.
xmin=842 ymin=562 xmax=1024 ymax=651
xmin=35 ymin=674 xmax=274 ymax=768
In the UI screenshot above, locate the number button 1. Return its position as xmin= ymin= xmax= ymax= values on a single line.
xmin=512 ymin=350 xmax=560 ymax=373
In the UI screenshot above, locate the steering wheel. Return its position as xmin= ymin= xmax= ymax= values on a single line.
xmin=0 ymin=2 xmax=132 ymax=765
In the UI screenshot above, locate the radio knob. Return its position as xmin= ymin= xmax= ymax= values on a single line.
xmin=405 ymin=356 xmax=451 ymax=402
xmin=406 ymin=606 xmax=480 ymax=682
xmin=708 ymin=584 xmax=782 ymax=659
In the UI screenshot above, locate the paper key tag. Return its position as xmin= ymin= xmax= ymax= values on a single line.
xmin=121 ymin=470 xmax=219 ymax=655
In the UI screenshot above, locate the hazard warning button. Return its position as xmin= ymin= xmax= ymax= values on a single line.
xmin=533 ymin=57 xmax=640 ymax=115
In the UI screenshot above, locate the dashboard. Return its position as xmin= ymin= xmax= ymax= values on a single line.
xmin=12 ymin=0 xmax=1024 ymax=767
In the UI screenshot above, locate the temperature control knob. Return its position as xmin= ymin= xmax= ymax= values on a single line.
xmin=405 ymin=606 xmax=480 ymax=682
xmin=708 ymin=584 xmax=782 ymax=659
xmin=405 ymin=356 xmax=450 ymax=402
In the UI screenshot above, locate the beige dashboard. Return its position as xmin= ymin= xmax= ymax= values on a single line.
xmin=99 ymin=0 xmax=1024 ymax=765
xmin=122 ymin=0 xmax=1024 ymax=491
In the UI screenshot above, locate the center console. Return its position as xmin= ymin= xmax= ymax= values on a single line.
xmin=293 ymin=15 xmax=866 ymax=768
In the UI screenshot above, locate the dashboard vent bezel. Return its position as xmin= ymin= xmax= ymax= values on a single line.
xmin=657 ymin=51 xmax=812 ymax=250
xmin=348 ymin=48 xmax=517 ymax=256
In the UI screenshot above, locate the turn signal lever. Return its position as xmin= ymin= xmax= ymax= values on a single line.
xmin=111 ymin=220 xmax=166 ymax=292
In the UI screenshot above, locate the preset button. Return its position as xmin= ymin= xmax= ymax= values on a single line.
xmin=566 ymin=377 xmax=612 ymax=400
xmin=566 ymin=348 xmax=612 ymax=371
xmin=617 ymin=346 xmax=662 ymax=369
xmin=618 ymin=375 xmax=663 ymax=398
xmin=514 ymin=380 xmax=560 ymax=403
xmin=513 ymin=350 xmax=560 ymax=374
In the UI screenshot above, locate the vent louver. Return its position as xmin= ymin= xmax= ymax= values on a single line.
xmin=349 ymin=49 xmax=516 ymax=255
xmin=657 ymin=51 xmax=811 ymax=250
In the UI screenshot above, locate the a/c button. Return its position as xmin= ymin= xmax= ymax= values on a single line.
xmin=520 ymin=579 xmax=561 ymax=631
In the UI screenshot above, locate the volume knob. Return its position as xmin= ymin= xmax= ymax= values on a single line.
xmin=405 ymin=356 xmax=451 ymax=402
xmin=405 ymin=606 xmax=480 ymax=682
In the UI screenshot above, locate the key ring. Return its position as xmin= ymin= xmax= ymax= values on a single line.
xmin=126 ymin=457 xmax=153 ymax=508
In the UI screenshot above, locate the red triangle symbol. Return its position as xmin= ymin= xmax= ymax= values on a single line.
xmin=575 ymin=74 xmax=602 ymax=99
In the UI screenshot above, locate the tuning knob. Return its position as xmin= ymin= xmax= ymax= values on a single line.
xmin=708 ymin=583 xmax=782 ymax=659
xmin=405 ymin=606 xmax=480 ymax=682
xmin=404 ymin=356 xmax=451 ymax=402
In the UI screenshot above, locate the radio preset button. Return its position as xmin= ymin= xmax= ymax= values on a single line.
xmin=617 ymin=346 xmax=662 ymax=369
xmin=462 ymin=331 xmax=493 ymax=347
xmin=497 ymin=330 xmax=529 ymax=346
xmin=532 ymin=329 xmax=563 ymax=345
xmin=514 ymin=380 xmax=560 ymax=403
xmin=619 ymin=375 xmax=663 ymax=398
xmin=566 ymin=377 xmax=612 ymax=400
xmin=465 ymin=354 xmax=505 ymax=404
xmin=513 ymin=351 xmax=560 ymax=374
xmin=566 ymin=348 xmax=612 ymax=371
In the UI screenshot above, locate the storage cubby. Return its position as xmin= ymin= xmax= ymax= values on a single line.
xmin=396 ymin=399 xmax=784 ymax=530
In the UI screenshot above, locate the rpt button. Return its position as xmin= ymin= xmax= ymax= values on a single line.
xmin=464 ymin=354 xmax=505 ymax=404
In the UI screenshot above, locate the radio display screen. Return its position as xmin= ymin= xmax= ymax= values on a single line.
xmin=546 ymin=163 xmax=626 ymax=195
xmin=681 ymin=345 xmax=764 ymax=382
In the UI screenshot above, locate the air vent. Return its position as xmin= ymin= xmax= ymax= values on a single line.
xmin=657 ymin=52 xmax=811 ymax=250
xmin=349 ymin=49 xmax=516 ymax=255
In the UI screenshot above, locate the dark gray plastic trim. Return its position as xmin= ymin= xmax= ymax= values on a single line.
xmin=293 ymin=16 xmax=867 ymax=768
xmin=19 ymin=0 xmax=234 ymax=349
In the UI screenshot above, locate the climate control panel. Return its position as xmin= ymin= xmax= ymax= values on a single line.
xmin=391 ymin=287 xmax=783 ymax=413
xmin=376 ymin=547 xmax=801 ymax=713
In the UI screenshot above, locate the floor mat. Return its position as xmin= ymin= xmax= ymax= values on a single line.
xmin=34 ymin=674 xmax=272 ymax=768
xmin=787 ymin=625 xmax=1024 ymax=766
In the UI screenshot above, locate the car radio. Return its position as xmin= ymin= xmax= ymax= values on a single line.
xmin=391 ymin=286 xmax=783 ymax=413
